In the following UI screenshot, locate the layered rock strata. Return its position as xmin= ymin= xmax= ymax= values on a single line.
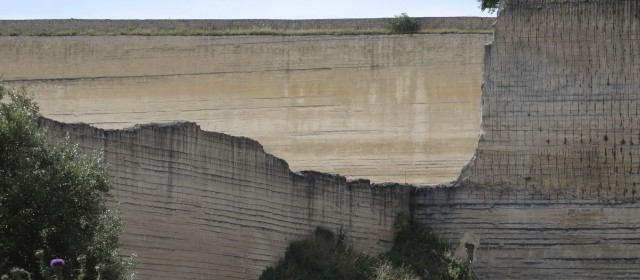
xmin=461 ymin=0 xmax=640 ymax=197
xmin=40 ymin=118 xmax=412 ymax=280
xmin=0 ymin=18 xmax=493 ymax=34
xmin=1 ymin=33 xmax=491 ymax=184
xmin=417 ymin=1 xmax=640 ymax=279
xmin=414 ymin=186 xmax=640 ymax=279
xmin=19 ymin=1 xmax=640 ymax=278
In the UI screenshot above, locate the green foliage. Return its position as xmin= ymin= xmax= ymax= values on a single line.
xmin=387 ymin=13 xmax=421 ymax=34
xmin=0 ymin=82 xmax=135 ymax=279
xmin=478 ymin=0 xmax=500 ymax=13
xmin=259 ymin=227 xmax=376 ymax=280
xmin=385 ymin=214 xmax=473 ymax=280
xmin=261 ymin=214 xmax=474 ymax=280
xmin=372 ymin=260 xmax=419 ymax=280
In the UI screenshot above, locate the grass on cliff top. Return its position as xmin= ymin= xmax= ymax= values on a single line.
xmin=1 ymin=27 xmax=492 ymax=36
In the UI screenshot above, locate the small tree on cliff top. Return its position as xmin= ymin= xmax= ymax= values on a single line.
xmin=0 ymin=82 xmax=134 ymax=279
xmin=479 ymin=0 xmax=500 ymax=13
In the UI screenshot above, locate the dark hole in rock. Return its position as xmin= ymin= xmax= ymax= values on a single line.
xmin=465 ymin=243 xmax=475 ymax=262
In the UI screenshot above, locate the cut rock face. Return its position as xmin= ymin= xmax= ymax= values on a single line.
xmin=1 ymin=33 xmax=491 ymax=184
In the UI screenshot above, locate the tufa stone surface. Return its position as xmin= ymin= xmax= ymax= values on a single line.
xmin=417 ymin=1 xmax=640 ymax=279
xmin=39 ymin=117 xmax=412 ymax=280
xmin=413 ymin=186 xmax=640 ymax=280
xmin=0 ymin=18 xmax=494 ymax=34
xmin=461 ymin=0 xmax=640 ymax=198
xmin=1 ymin=34 xmax=491 ymax=184
xmin=18 ymin=2 xmax=640 ymax=278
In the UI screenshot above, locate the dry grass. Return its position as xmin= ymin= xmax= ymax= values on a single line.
xmin=1 ymin=27 xmax=492 ymax=36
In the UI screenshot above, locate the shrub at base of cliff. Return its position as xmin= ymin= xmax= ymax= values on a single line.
xmin=260 ymin=214 xmax=472 ymax=280
xmin=385 ymin=214 xmax=472 ymax=280
xmin=259 ymin=228 xmax=378 ymax=280
xmin=0 ymin=82 xmax=135 ymax=279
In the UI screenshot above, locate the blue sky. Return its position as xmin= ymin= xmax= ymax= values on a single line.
xmin=1 ymin=0 xmax=494 ymax=19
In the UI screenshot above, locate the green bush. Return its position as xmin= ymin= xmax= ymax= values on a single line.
xmin=385 ymin=214 xmax=472 ymax=280
xmin=0 ymin=82 xmax=135 ymax=279
xmin=260 ymin=227 xmax=375 ymax=280
xmin=372 ymin=260 xmax=419 ymax=280
xmin=261 ymin=214 xmax=474 ymax=280
xmin=387 ymin=13 xmax=421 ymax=34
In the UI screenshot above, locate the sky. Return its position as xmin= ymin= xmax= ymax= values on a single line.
xmin=1 ymin=0 xmax=495 ymax=20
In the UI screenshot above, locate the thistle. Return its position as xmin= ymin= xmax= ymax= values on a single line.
xmin=49 ymin=259 xmax=65 ymax=280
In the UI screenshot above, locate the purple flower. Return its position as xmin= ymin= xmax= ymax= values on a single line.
xmin=50 ymin=258 xmax=65 ymax=269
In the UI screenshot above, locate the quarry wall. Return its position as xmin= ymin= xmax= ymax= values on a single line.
xmin=461 ymin=0 xmax=640 ymax=197
xmin=413 ymin=186 xmax=640 ymax=280
xmin=0 ymin=18 xmax=493 ymax=34
xmin=12 ymin=2 xmax=640 ymax=279
xmin=39 ymin=117 xmax=412 ymax=280
xmin=414 ymin=0 xmax=640 ymax=279
xmin=0 ymin=32 xmax=491 ymax=184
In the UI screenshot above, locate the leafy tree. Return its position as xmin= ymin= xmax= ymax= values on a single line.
xmin=0 ymin=82 xmax=134 ymax=279
xmin=387 ymin=13 xmax=421 ymax=34
xmin=478 ymin=0 xmax=500 ymax=13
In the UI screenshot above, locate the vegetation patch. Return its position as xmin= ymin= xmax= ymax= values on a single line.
xmin=385 ymin=214 xmax=473 ymax=279
xmin=260 ymin=214 xmax=474 ymax=280
xmin=387 ymin=13 xmax=422 ymax=34
xmin=0 ymin=27 xmax=491 ymax=37
xmin=259 ymin=227 xmax=378 ymax=280
xmin=0 ymin=81 xmax=136 ymax=279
